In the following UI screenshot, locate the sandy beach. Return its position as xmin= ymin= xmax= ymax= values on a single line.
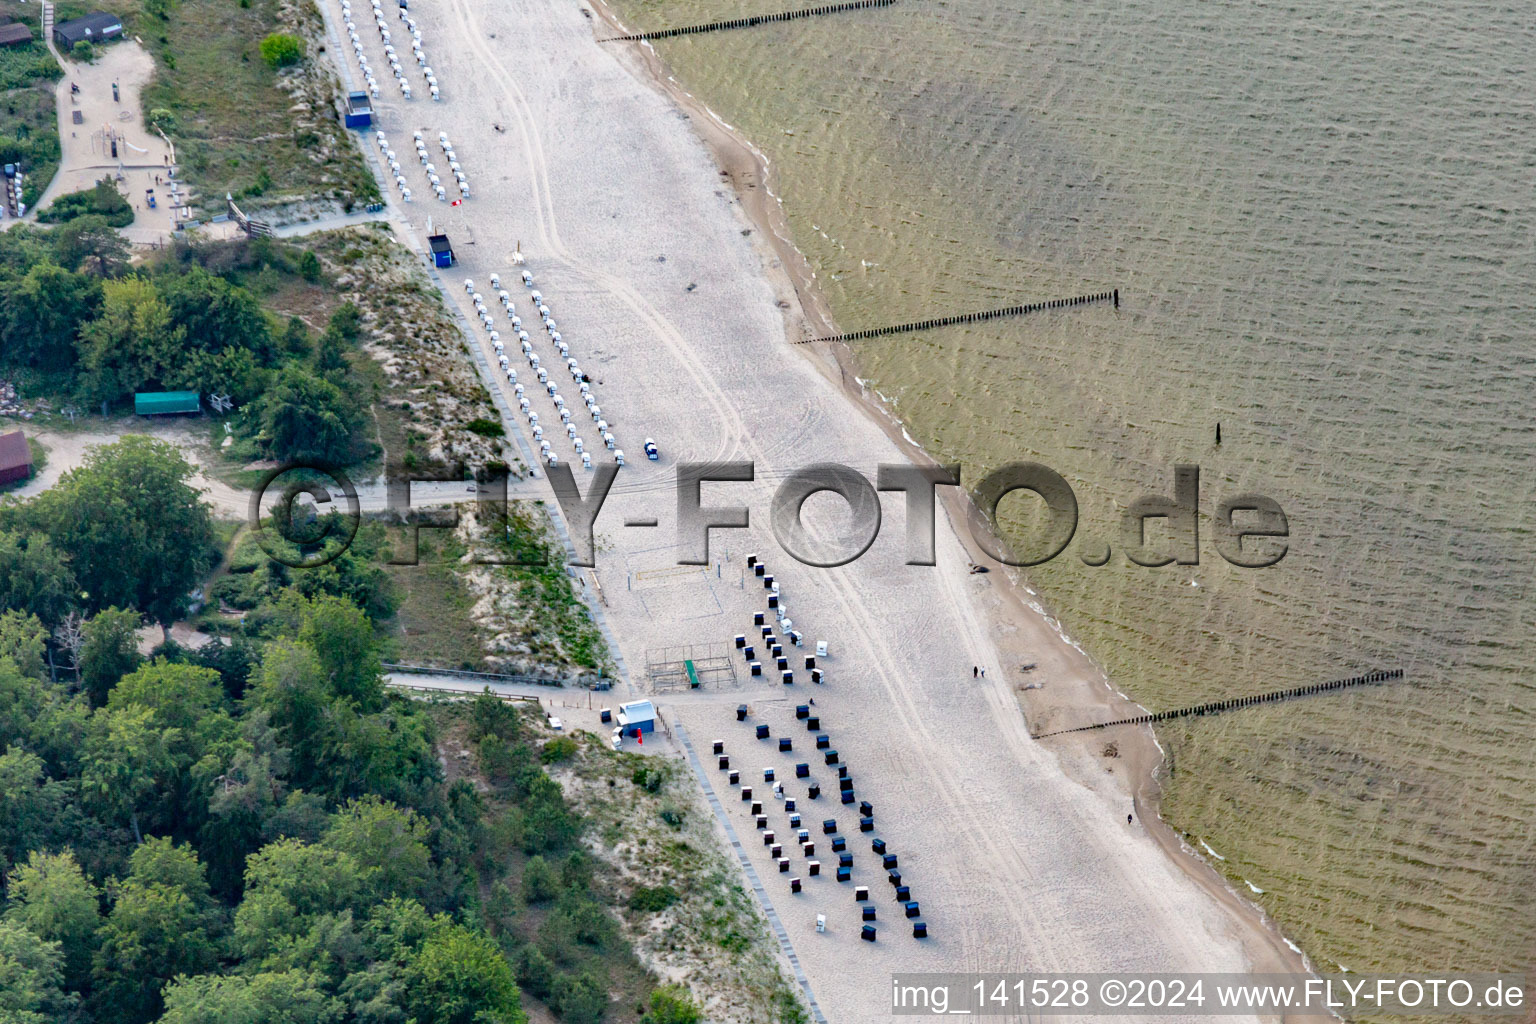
xmin=317 ymin=0 xmax=1320 ymax=1017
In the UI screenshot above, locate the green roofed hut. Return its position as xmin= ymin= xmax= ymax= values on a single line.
xmin=135 ymin=391 xmax=201 ymax=416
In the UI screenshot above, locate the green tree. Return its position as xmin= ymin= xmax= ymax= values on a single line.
xmin=0 ymin=920 xmax=71 ymax=1024
xmin=0 ymin=749 xmax=67 ymax=881
xmin=512 ymin=944 xmax=554 ymax=1001
xmin=52 ymin=214 xmax=129 ymax=278
xmin=244 ymin=639 xmax=331 ymax=787
xmin=100 ymin=661 xmax=238 ymax=837
xmin=107 ymin=660 xmax=224 ymax=736
xmin=255 ymin=365 xmax=361 ymax=464
xmin=400 ymin=923 xmax=526 ymax=1024
xmin=287 ymin=549 xmax=396 ymax=622
xmin=91 ymin=839 xmax=221 ymax=1023
xmin=297 ymin=593 xmax=382 ymax=708
xmin=158 ymin=970 xmax=343 ymax=1024
xmin=36 ymin=178 xmax=134 ymax=227
xmin=297 ymin=250 xmax=321 ymax=283
xmin=326 ymin=302 xmax=361 ymax=341
xmin=0 ymin=657 xmax=89 ymax=773
xmin=190 ymin=634 xmax=260 ymax=702
xmin=78 ymin=607 xmax=144 ymax=707
xmin=0 ymin=531 xmax=77 ymax=628
xmin=468 ymin=687 xmax=518 ymax=743
xmin=79 ymin=705 xmax=176 ymax=843
xmin=74 ymin=277 xmax=184 ymax=405
xmin=198 ymin=345 xmax=269 ymax=407
xmin=312 ymin=326 xmax=348 ymax=374
xmin=515 ymin=772 xmax=580 ymax=855
xmin=22 ymin=437 xmax=214 ymax=626
xmin=0 ymin=611 xmax=48 ymax=679
xmin=232 ymin=838 xmax=364 ymax=962
xmin=281 ymin=315 xmax=310 ymax=355
xmin=322 ymin=796 xmax=431 ymax=903
xmin=3 ymin=850 xmax=101 ymax=981
xmin=161 ymin=267 xmax=275 ymax=364
xmin=0 ymin=655 xmax=44 ymax=750
xmin=259 ymin=33 xmax=304 ymax=68
xmin=197 ymin=744 xmax=284 ymax=898
xmin=0 ymin=262 xmax=103 ymax=371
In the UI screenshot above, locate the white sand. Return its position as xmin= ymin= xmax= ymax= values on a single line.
xmin=36 ymin=41 xmax=183 ymax=242
xmin=320 ymin=0 xmax=1297 ymax=1018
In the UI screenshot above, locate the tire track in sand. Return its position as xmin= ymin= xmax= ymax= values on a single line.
xmin=441 ymin=0 xmax=745 ymax=468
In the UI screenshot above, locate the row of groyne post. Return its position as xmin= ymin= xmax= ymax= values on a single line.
xmin=801 ymin=289 xmax=1119 ymax=345
xmin=1033 ymin=669 xmax=1405 ymax=739
xmin=603 ymin=0 xmax=896 ymax=43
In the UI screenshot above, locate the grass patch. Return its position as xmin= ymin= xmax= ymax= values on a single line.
xmin=498 ymin=502 xmax=610 ymax=671
xmin=381 ymin=523 xmax=486 ymax=669
xmin=70 ymin=0 xmax=378 ymax=211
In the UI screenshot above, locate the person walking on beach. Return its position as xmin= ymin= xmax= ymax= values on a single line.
xmin=980 ymin=667 xmax=986 ymax=679
xmin=973 ymin=666 xmax=978 ymax=678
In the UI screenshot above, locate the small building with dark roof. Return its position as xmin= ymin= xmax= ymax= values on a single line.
xmin=0 ymin=430 xmax=33 ymax=486
xmin=0 ymin=23 xmax=34 ymax=48
xmin=53 ymin=12 xmax=123 ymax=49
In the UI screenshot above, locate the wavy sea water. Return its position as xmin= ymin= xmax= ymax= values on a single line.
xmin=601 ymin=0 xmax=1536 ymax=978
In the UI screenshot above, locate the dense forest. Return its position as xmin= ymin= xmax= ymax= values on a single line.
xmin=0 ymin=223 xmax=375 ymax=467
xmin=0 ymin=438 xmax=706 ymax=1024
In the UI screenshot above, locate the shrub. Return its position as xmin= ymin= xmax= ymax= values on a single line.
xmin=0 ymin=44 xmax=64 ymax=90
xmin=552 ymin=970 xmax=607 ymax=1024
xmin=631 ymin=765 xmax=664 ymax=793
xmin=146 ymin=108 xmax=179 ymax=134
xmin=465 ymin=417 xmax=504 ymax=437
xmin=298 ymin=250 xmax=321 ymax=282
xmin=513 ymin=944 xmax=554 ymax=1000
xmin=467 ymin=688 xmax=518 ymax=743
xmin=259 ymin=33 xmax=304 ymax=68
xmin=540 ymin=736 xmax=577 ymax=764
xmin=476 ymin=735 xmax=518 ymax=783
xmin=520 ymin=855 xmax=559 ymax=904
xmin=627 ymin=885 xmax=679 ymax=913
xmin=642 ymin=985 xmax=704 ymax=1024
xmin=71 ymin=41 xmax=94 ymax=62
